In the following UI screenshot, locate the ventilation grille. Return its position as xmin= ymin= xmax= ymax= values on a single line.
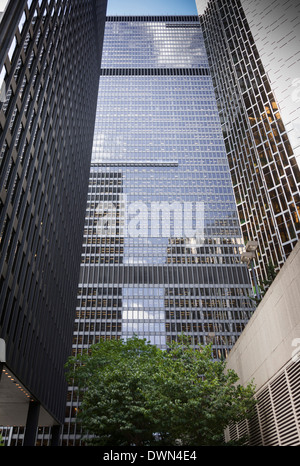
xmin=226 ymin=359 xmax=300 ymax=446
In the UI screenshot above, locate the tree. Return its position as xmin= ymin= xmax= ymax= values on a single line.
xmin=65 ymin=336 xmax=256 ymax=446
xmin=252 ymin=261 xmax=278 ymax=305
xmin=263 ymin=262 xmax=277 ymax=289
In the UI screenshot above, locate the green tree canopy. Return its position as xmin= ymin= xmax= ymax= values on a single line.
xmin=65 ymin=336 xmax=256 ymax=446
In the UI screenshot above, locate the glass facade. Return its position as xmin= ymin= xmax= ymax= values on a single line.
xmin=63 ymin=15 xmax=255 ymax=445
xmin=199 ymin=0 xmax=300 ymax=284
xmin=240 ymin=0 xmax=300 ymax=167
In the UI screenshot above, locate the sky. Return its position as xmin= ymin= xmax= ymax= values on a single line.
xmin=0 ymin=0 xmax=198 ymax=15
xmin=107 ymin=0 xmax=198 ymax=15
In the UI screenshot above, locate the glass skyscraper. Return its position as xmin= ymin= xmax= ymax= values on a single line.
xmin=63 ymin=15 xmax=255 ymax=446
xmin=197 ymin=0 xmax=300 ymax=285
xmin=240 ymin=0 xmax=300 ymax=166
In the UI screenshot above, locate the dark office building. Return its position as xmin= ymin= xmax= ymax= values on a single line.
xmin=0 ymin=0 xmax=107 ymax=445
xmin=197 ymin=0 xmax=300 ymax=285
xmin=62 ymin=15 xmax=255 ymax=446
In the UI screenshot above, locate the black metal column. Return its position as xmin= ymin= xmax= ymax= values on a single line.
xmin=23 ymin=401 xmax=40 ymax=446
xmin=50 ymin=425 xmax=62 ymax=446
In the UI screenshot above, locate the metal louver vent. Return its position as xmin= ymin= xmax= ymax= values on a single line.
xmin=226 ymin=359 xmax=300 ymax=446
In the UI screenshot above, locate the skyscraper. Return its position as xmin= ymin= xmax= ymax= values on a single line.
xmin=0 ymin=0 xmax=107 ymax=445
xmin=195 ymin=0 xmax=300 ymax=446
xmin=240 ymin=0 xmax=300 ymax=166
xmin=196 ymin=0 xmax=300 ymax=285
xmin=63 ymin=14 xmax=255 ymax=446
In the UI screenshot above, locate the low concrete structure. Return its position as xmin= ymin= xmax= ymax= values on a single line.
xmin=225 ymin=240 xmax=300 ymax=445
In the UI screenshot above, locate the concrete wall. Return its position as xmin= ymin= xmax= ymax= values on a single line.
xmin=226 ymin=240 xmax=300 ymax=391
